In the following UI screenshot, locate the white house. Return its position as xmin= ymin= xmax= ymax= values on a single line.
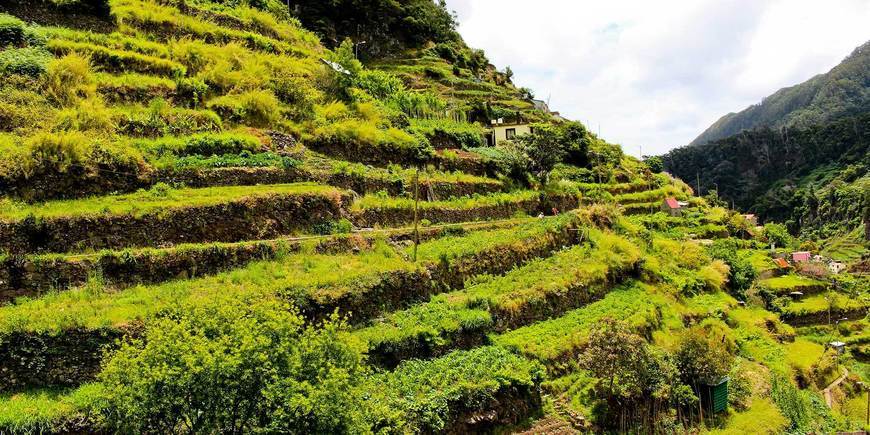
xmin=829 ymin=262 xmax=847 ymax=274
xmin=486 ymin=120 xmax=532 ymax=146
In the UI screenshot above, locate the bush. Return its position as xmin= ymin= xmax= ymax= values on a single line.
xmin=134 ymin=132 xmax=262 ymax=158
xmin=207 ymin=90 xmax=281 ymax=127
xmin=409 ymin=118 xmax=484 ymax=149
xmin=44 ymin=53 xmax=95 ymax=106
xmin=0 ymin=47 xmax=52 ymax=78
xmin=0 ymin=13 xmax=25 ymax=47
xmin=52 ymin=98 xmax=116 ymax=134
xmin=117 ymin=99 xmax=223 ymax=138
xmin=99 ymin=295 xmax=369 ymax=433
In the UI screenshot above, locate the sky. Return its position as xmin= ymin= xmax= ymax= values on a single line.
xmin=444 ymin=0 xmax=870 ymax=156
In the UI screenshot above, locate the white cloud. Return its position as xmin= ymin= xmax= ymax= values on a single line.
xmin=445 ymin=0 xmax=870 ymax=156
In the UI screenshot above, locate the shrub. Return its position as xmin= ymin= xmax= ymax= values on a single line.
xmin=409 ymin=118 xmax=484 ymax=149
xmin=134 ymin=132 xmax=262 ymax=158
xmin=99 ymin=295 xmax=369 ymax=433
xmin=0 ymin=47 xmax=52 ymax=78
xmin=52 ymin=98 xmax=116 ymax=134
xmin=47 ymin=39 xmax=186 ymax=77
xmin=96 ymin=72 xmax=177 ymax=103
xmin=117 ymin=99 xmax=223 ymax=137
xmin=207 ymin=90 xmax=281 ymax=127
xmin=44 ymin=53 xmax=95 ymax=106
xmin=0 ymin=13 xmax=25 ymax=47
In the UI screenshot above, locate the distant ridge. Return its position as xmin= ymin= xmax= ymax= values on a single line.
xmin=690 ymin=40 xmax=870 ymax=146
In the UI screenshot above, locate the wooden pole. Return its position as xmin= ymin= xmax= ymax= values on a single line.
xmin=413 ymin=167 xmax=420 ymax=262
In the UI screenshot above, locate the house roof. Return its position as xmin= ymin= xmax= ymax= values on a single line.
xmin=792 ymin=252 xmax=812 ymax=261
xmin=664 ymin=198 xmax=680 ymax=209
xmin=773 ymin=258 xmax=790 ymax=268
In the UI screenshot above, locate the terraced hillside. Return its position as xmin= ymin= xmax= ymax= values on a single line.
xmin=0 ymin=0 xmax=869 ymax=433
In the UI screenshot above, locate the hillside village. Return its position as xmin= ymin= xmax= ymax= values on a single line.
xmin=0 ymin=0 xmax=868 ymax=433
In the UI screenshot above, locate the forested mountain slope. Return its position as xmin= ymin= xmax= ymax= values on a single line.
xmin=691 ymin=40 xmax=870 ymax=146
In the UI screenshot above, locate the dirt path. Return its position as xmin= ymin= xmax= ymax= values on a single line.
xmin=823 ymin=368 xmax=850 ymax=408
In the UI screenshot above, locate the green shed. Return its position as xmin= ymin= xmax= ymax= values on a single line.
xmin=701 ymin=377 xmax=729 ymax=414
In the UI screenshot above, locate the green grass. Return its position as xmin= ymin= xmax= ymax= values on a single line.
xmin=366 ymin=346 xmax=543 ymax=433
xmin=782 ymin=292 xmax=868 ymax=317
xmin=357 ymin=230 xmax=641 ymax=354
xmin=706 ymin=398 xmax=788 ymax=435
xmin=0 ymin=385 xmax=104 ymax=433
xmin=761 ymin=275 xmax=826 ymax=293
xmin=492 ymin=282 xmax=668 ymax=361
xmin=0 ymin=183 xmax=342 ymax=220
xmin=353 ymin=189 xmax=542 ymax=212
xmin=411 ymin=213 xmax=574 ymax=262
xmin=783 ymin=338 xmax=825 ymax=373
xmin=0 ymin=243 xmax=414 ymax=334
xmin=683 ymin=291 xmax=739 ymax=319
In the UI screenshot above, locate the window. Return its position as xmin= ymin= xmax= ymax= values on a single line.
xmin=505 ymin=128 xmax=516 ymax=140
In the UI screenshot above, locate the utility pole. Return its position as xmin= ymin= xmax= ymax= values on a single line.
xmin=696 ymin=172 xmax=701 ymax=197
xmin=413 ymin=168 xmax=420 ymax=262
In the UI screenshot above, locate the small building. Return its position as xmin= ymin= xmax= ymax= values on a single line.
xmin=661 ymin=197 xmax=682 ymax=216
xmin=829 ymin=262 xmax=847 ymax=274
xmin=700 ymin=377 xmax=729 ymax=414
xmin=792 ymin=251 xmax=812 ymax=263
xmin=741 ymin=214 xmax=758 ymax=226
xmin=486 ymin=121 xmax=532 ymax=146
xmin=773 ymin=258 xmax=791 ymax=270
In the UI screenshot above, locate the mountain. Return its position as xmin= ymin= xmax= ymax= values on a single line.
xmin=691 ymin=40 xmax=870 ymax=146
xmin=664 ymin=40 xmax=870 ymax=255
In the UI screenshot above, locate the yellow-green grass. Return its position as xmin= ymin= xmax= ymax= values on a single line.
xmin=783 ymin=338 xmax=825 ymax=373
xmin=746 ymin=250 xmax=776 ymax=274
xmin=491 ymin=282 xmax=669 ymax=362
xmin=782 ymin=292 xmax=868 ymax=317
xmin=410 ymin=213 xmax=574 ymax=263
xmin=706 ymin=398 xmax=788 ymax=435
xmin=0 ymin=385 xmax=103 ymax=433
xmin=0 ymin=183 xmax=343 ymax=221
xmin=355 ymin=230 xmax=640 ymax=355
xmin=0 ymin=245 xmax=415 ymax=334
xmin=822 ymin=227 xmax=868 ymax=263
xmin=760 ymin=275 xmax=826 ymax=294
xmin=683 ymin=291 xmax=739 ymax=320
xmin=352 ymin=189 xmax=542 ymax=212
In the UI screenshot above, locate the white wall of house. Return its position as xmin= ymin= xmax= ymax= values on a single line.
xmin=489 ymin=124 xmax=532 ymax=146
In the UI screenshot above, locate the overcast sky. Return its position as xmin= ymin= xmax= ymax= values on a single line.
xmin=444 ymin=0 xmax=870 ymax=156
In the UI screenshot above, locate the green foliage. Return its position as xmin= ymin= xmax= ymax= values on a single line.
xmin=0 ymin=385 xmax=105 ymax=434
xmin=286 ymin=0 xmax=459 ymax=55
xmin=206 ymin=89 xmax=282 ymax=127
xmin=708 ymin=239 xmax=758 ymax=298
xmin=0 ymin=182 xmax=338 ymax=221
xmin=762 ymin=223 xmax=792 ymax=249
xmin=100 ymin=295 xmax=368 ymax=433
xmin=674 ymin=321 xmax=735 ymax=384
xmin=665 ymin=110 xmax=870 ymax=238
xmin=0 ymin=13 xmax=25 ymax=47
xmin=133 ymin=132 xmax=262 ymax=158
xmin=117 ymin=99 xmax=223 ymax=137
xmin=367 ymin=346 xmax=543 ymax=433
xmin=47 ymin=39 xmax=186 ymax=77
xmin=493 ymin=282 xmax=667 ymax=361
xmin=408 ymin=118 xmax=483 ymax=149
xmin=0 ymin=47 xmax=52 ymax=78
xmin=44 ymin=54 xmax=96 ymax=106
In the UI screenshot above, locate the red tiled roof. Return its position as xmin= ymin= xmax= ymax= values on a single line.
xmin=664 ymin=197 xmax=680 ymax=209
